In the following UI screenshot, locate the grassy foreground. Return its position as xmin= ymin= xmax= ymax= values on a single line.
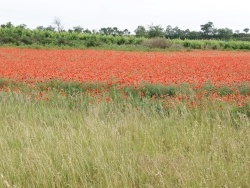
xmin=0 ymin=82 xmax=250 ymax=187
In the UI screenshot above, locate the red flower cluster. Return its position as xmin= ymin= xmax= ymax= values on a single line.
xmin=0 ymin=48 xmax=249 ymax=86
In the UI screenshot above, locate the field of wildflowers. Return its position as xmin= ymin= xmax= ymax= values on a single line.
xmin=0 ymin=47 xmax=249 ymax=187
xmin=0 ymin=48 xmax=249 ymax=85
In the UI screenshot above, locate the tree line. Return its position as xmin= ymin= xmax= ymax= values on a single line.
xmin=0 ymin=21 xmax=142 ymax=47
xmin=1 ymin=20 xmax=250 ymax=50
xmin=135 ymin=22 xmax=249 ymax=40
xmin=1 ymin=20 xmax=249 ymax=41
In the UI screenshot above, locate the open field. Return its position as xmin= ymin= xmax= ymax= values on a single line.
xmin=0 ymin=48 xmax=250 ymax=187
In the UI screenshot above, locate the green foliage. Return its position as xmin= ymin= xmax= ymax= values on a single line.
xmin=202 ymin=82 xmax=214 ymax=93
xmin=134 ymin=25 xmax=148 ymax=38
xmin=147 ymin=24 xmax=164 ymax=38
xmin=200 ymin=21 xmax=214 ymax=37
xmin=0 ymin=23 xmax=250 ymax=50
xmin=238 ymin=84 xmax=250 ymax=95
xmin=243 ymin=28 xmax=249 ymax=34
xmin=217 ymin=86 xmax=233 ymax=96
xmin=84 ymin=35 xmax=102 ymax=47
xmin=173 ymin=39 xmax=250 ymax=50
xmin=215 ymin=28 xmax=233 ymax=40
xmin=0 ymin=26 xmax=141 ymax=48
xmin=141 ymin=84 xmax=176 ymax=97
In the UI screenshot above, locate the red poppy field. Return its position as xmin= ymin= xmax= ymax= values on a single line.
xmin=0 ymin=48 xmax=249 ymax=86
xmin=0 ymin=47 xmax=249 ymax=108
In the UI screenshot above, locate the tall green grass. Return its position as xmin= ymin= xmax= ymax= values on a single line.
xmin=0 ymin=82 xmax=249 ymax=187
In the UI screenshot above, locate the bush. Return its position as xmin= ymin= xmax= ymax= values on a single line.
xmin=0 ymin=36 xmax=15 ymax=44
xmin=20 ymin=36 xmax=33 ymax=45
xmin=85 ymin=36 xmax=102 ymax=47
xmin=141 ymin=38 xmax=172 ymax=49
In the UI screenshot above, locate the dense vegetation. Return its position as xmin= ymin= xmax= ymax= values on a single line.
xmin=0 ymin=23 xmax=143 ymax=47
xmin=135 ymin=22 xmax=250 ymax=40
xmin=0 ymin=79 xmax=249 ymax=187
xmin=0 ymin=21 xmax=250 ymax=50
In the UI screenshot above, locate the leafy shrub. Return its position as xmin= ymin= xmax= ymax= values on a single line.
xmin=116 ymin=36 xmax=129 ymax=45
xmin=56 ymin=37 xmax=72 ymax=46
xmin=20 ymin=36 xmax=33 ymax=45
xmin=0 ymin=36 xmax=15 ymax=44
xmin=85 ymin=36 xmax=102 ymax=47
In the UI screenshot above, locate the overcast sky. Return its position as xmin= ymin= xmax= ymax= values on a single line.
xmin=1 ymin=0 xmax=249 ymax=33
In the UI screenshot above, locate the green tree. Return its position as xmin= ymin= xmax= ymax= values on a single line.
xmin=122 ymin=29 xmax=130 ymax=36
xmin=172 ymin=26 xmax=182 ymax=38
xmin=83 ymin=29 xmax=92 ymax=34
xmin=17 ymin=24 xmax=27 ymax=29
xmin=216 ymin=28 xmax=233 ymax=40
xmin=243 ymin=28 xmax=249 ymax=34
xmin=134 ymin=26 xmax=147 ymax=37
xmin=147 ymin=24 xmax=164 ymax=38
xmin=99 ymin=27 xmax=122 ymax=36
xmin=200 ymin=21 xmax=214 ymax=38
xmin=235 ymin=30 xmax=240 ymax=34
xmin=0 ymin=22 xmax=13 ymax=28
xmin=73 ymin=26 xmax=83 ymax=33
xmin=99 ymin=28 xmax=108 ymax=35
xmin=165 ymin=25 xmax=174 ymax=39
xmin=188 ymin=31 xmax=201 ymax=39
xmin=112 ymin=27 xmax=120 ymax=36
xmin=36 ymin=26 xmax=45 ymax=30
xmin=45 ymin=25 xmax=55 ymax=32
